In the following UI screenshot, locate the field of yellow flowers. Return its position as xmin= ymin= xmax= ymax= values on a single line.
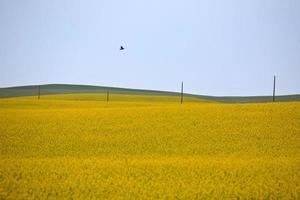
xmin=0 ymin=94 xmax=299 ymax=199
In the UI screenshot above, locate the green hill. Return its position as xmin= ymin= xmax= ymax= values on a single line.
xmin=0 ymin=84 xmax=299 ymax=103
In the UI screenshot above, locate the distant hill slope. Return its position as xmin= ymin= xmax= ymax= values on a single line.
xmin=0 ymin=84 xmax=299 ymax=103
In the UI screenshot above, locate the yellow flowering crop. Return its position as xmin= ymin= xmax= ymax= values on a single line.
xmin=0 ymin=94 xmax=299 ymax=199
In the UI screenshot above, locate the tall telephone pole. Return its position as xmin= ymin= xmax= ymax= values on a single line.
xmin=273 ymin=75 xmax=276 ymax=102
xmin=180 ymin=81 xmax=183 ymax=104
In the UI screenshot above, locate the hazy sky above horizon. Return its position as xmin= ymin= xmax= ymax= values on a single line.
xmin=0 ymin=0 xmax=299 ymax=96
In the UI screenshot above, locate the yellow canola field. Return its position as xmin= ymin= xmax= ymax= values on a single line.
xmin=0 ymin=94 xmax=299 ymax=199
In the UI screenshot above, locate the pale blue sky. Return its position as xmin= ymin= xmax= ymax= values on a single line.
xmin=0 ymin=0 xmax=299 ymax=96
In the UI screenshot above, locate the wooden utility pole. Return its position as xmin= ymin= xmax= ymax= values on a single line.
xmin=180 ymin=81 xmax=183 ymax=104
xmin=107 ymin=91 xmax=109 ymax=102
xmin=38 ymin=85 xmax=40 ymax=99
xmin=273 ymin=75 xmax=276 ymax=102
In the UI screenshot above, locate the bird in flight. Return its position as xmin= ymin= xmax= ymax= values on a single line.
xmin=120 ymin=46 xmax=124 ymax=50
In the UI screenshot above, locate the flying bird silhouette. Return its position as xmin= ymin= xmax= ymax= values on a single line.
xmin=120 ymin=46 xmax=124 ymax=50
